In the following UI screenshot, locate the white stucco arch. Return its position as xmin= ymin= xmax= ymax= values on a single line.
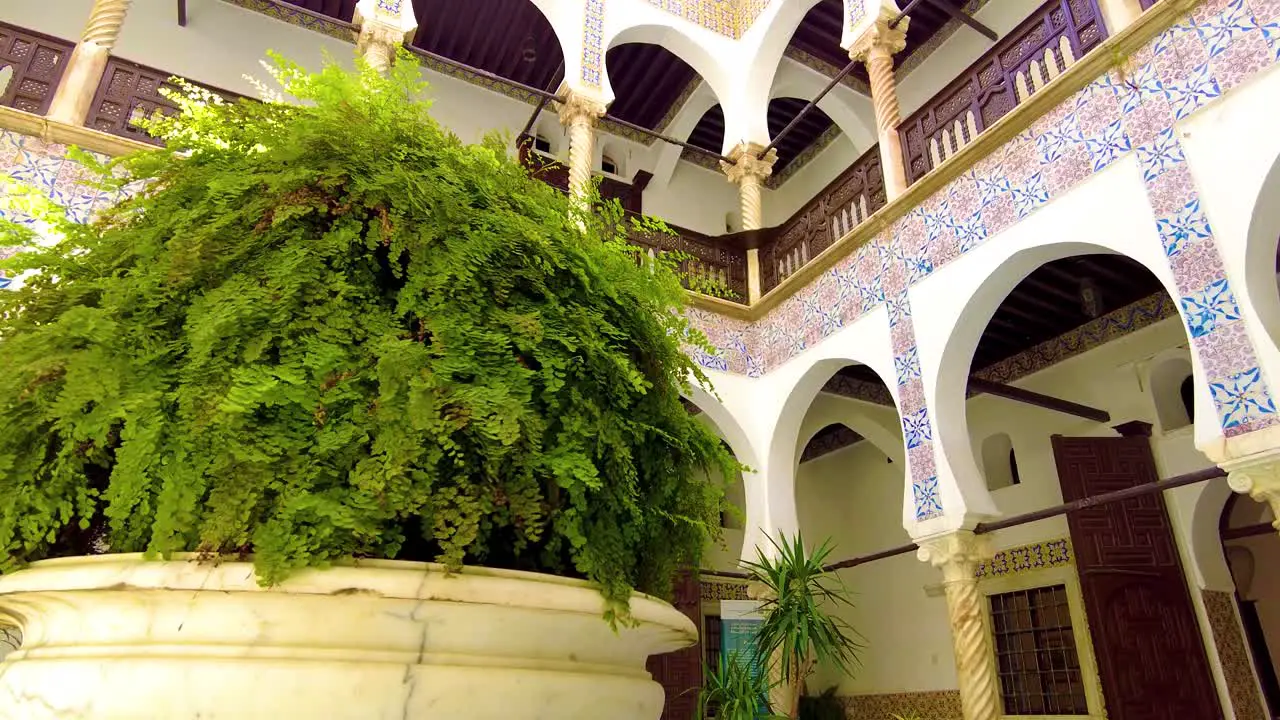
xmin=509 ymin=0 xmax=584 ymax=96
xmin=740 ymin=304 xmax=906 ymax=556
xmin=794 ymin=393 xmax=906 ymax=467
xmin=769 ymin=61 xmax=877 ymax=151
xmin=1243 ymin=158 xmax=1280 ymax=355
xmin=734 ymin=0 xmax=827 ymax=148
xmin=911 ymin=155 xmax=1217 ymax=531
xmin=600 ymin=18 xmax=734 ymax=122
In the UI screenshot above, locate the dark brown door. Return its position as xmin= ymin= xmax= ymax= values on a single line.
xmin=646 ymin=571 xmax=703 ymax=720
xmin=1051 ymin=435 xmax=1222 ymax=720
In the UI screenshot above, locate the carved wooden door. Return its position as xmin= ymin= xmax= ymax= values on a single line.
xmin=646 ymin=571 xmax=703 ymax=720
xmin=1051 ymin=436 xmax=1222 ymax=720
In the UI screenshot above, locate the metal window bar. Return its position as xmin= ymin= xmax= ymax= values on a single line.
xmin=989 ymin=584 xmax=1088 ymax=715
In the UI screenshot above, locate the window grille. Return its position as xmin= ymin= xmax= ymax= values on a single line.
xmin=990 ymin=584 xmax=1088 ymax=715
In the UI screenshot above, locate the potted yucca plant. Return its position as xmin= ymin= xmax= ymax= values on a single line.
xmin=0 ymin=52 xmax=738 ymax=720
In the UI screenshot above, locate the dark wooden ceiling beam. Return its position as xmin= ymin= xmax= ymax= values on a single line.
xmin=968 ymin=377 xmax=1111 ymax=423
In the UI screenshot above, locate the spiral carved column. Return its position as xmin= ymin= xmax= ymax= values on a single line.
xmin=558 ymin=91 xmax=607 ymax=203
xmin=850 ymin=15 xmax=910 ymax=200
xmin=1225 ymin=454 xmax=1280 ymax=536
xmin=47 ymin=0 xmax=133 ymax=127
xmin=918 ymin=531 xmax=1001 ymax=720
xmin=721 ymin=142 xmax=776 ymax=302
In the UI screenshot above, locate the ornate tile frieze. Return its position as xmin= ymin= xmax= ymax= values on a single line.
xmin=222 ymin=0 xmax=355 ymax=40
xmin=699 ymin=577 xmax=750 ymax=601
xmin=974 ymin=538 xmax=1072 ymax=579
xmin=1202 ymin=589 xmax=1267 ymax=720
xmin=839 ymin=690 xmax=963 ymax=720
xmin=972 ymin=292 xmax=1178 ymax=385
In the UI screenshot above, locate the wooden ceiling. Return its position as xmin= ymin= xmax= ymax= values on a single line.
xmin=790 ymin=0 xmax=971 ymax=83
xmin=276 ymin=0 xmax=988 ymax=179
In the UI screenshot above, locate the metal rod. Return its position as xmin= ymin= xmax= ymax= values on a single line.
xmin=518 ymin=60 xmax=565 ymax=141
xmin=178 ymin=0 xmax=187 ymax=27
xmin=762 ymin=56 xmax=861 ymax=156
xmin=813 ymin=466 xmax=1226 ymax=573
xmin=888 ymin=0 xmax=930 ymax=28
xmin=824 ymin=541 xmax=919 ymax=572
xmin=968 ymin=377 xmax=1111 ymax=423
xmin=405 ymin=46 xmax=561 ymax=102
xmin=601 ymin=113 xmax=734 ymax=163
xmin=974 ymin=466 xmax=1226 ymax=534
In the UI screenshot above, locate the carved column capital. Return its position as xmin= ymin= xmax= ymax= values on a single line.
xmin=916 ymin=530 xmax=992 ymax=584
xmin=720 ymin=142 xmax=777 ymax=233
xmin=557 ymin=89 xmax=608 ymax=129
xmin=719 ymin=142 xmax=778 ymax=186
xmin=354 ymin=0 xmax=418 ymax=71
xmin=1224 ymin=453 xmax=1280 ymax=530
xmin=848 ymin=11 xmax=909 ymax=63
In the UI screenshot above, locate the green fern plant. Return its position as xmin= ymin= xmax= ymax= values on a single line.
xmin=0 ymin=51 xmax=741 ymax=619
xmin=745 ymin=533 xmax=866 ymax=719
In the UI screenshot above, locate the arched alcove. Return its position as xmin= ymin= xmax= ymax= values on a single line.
xmin=1220 ymin=493 xmax=1280 ymax=715
xmin=981 ymin=432 xmax=1017 ymax=490
xmin=1151 ymin=356 xmax=1195 ymax=432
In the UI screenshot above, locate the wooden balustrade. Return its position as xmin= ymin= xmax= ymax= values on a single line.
xmin=899 ymin=0 xmax=1107 ymax=186
xmin=627 ymin=222 xmax=749 ymax=303
xmin=0 ymin=22 xmax=74 ymax=116
xmin=86 ymin=57 xmax=244 ymax=145
xmin=760 ymin=143 xmax=885 ymax=294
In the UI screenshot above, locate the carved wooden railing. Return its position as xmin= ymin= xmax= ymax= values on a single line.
xmin=899 ymin=0 xmax=1107 ymax=185
xmin=87 ymin=57 xmax=244 ymax=145
xmin=516 ymin=134 xmax=651 ymax=214
xmin=760 ymin=143 xmax=885 ymax=294
xmin=0 ymin=22 xmax=74 ymax=116
xmin=627 ymin=222 xmax=749 ymax=303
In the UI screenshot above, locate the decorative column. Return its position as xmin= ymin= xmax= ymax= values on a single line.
xmin=558 ymin=89 xmax=608 ymax=202
xmin=1224 ymin=451 xmax=1280 ymax=535
xmin=353 ymin=0 xmax=418 ymax=73
xmin=721 ymin=142 xmax=777 ymax=302
xmin=1096 ymin=0 xmax=1145 ymax=35
xmin=849 ymin=10 xmax=910 ymax=200
xmin=917 ymin=531 xmax=1001 ymax=720
xmin=46 ymin=0 xmax=133 ymax=127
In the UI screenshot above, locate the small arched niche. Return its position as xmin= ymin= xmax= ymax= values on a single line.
xmin=981 ymin=433 xmax=1020 ymax=491
xmin=1150 ymin=356 xmax=1195 ymax=432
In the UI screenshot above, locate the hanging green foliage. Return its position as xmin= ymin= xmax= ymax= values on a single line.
xmin=0 ymin=52 xmax=741 ymax=619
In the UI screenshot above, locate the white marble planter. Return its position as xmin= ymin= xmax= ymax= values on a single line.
xmin=0 ymin=554 xmax=697 ymax=719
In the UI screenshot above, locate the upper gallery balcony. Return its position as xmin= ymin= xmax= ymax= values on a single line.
xmin=1 ymin=0 xmax=1170 ymax=308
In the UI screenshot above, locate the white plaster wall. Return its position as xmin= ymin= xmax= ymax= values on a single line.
xmin=794 ymin=425 xmax=956 ymax=695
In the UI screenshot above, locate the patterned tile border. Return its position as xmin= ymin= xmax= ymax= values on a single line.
xmin=222 ymin=0 xmax=355 ymax=40
xmin=838 ymin=689 xmax=963 ymax=720
xmin=700 ymin=577 xmax=750 ymax=601
xmin=1202 ymin=589 xmax=1267 ymax=720
xmin=974 ymin=537 xmax=1072 ymax=579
